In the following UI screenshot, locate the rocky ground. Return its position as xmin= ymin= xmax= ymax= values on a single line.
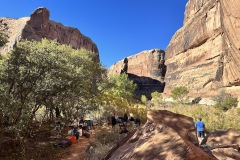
xmin=106 ymin=110 xmax=240 ymax=160
xmin=1 ymin=110 xmax=239 ymax=160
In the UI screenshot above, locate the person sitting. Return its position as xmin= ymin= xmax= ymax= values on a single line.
xmin=118 ymin=117 xmax=125 ymax=125
xmin=72 ymin=126 xmax=80 ymax=140
xmin=67 ymin=126 xmax=74 ymax=136
xmin=82 ymin=126 xmax=90 ymax=138
xmin=67 ymin=126 xmax=76 ymax=144
xmin=79 ymin=116 xmax=84 ymax=126
xmin=129 ymin=114 xmax=135 ymax=127
xmin=119 ymin=125 xmax=128 ymax=134
xmin=134 ymin=117 xmax=141 ymax=127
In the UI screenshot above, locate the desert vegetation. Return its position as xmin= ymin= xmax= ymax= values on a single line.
xmin=0 ymin=37 xmax=239 ymax=159
xmin=0 ymin=38 xmax=147 ymax=159
xmin=0 ymin=30 xmax=8 ymax=47
xmin=147 ymin=86 xmax=239 ymax=131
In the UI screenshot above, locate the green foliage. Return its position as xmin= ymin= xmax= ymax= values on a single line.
xmin=151 ymin=91 xmax=163 ymax=108
xmin=171 ymin=86 xmax=189 ymax=103
xmin=141 ymin=95 xmax=147 ymax=103
xmin=102 ymin=73 xmax=137 ymax=99
xmin=98 ymin=73 xmax=137 ymax=110
xmin=0 ymin=39 xmax=103 ymax=135
xmin=0 ymin=30 xmax=8 ymax=47
xmin=165 ymin=104 xmax=240 ymax=131
xmin=213 ymin=90 xmax=238 ymax=111
xmin=97 ymin=73 xmax=148 ymax=122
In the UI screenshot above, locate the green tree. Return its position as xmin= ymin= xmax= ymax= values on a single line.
xmin=0 ymin=39 xmax=103 ymax=137
xmin=171 ymin=86 xmax=189 ymax=103
xmin=141 ymin=95 xmax=147 ymax=104
xmin=98 ymin=73 xmax=137 ymax=114
xmin=151 ymin=91 xmax=163 ymax=108
xmin=213 ymin=90 xmax=238 ymax=111
xmin=0 ymin=30 xmax=8 ymax=47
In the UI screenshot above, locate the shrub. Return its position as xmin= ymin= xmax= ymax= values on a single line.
xmin=213 ymin=90 xmax=238 ymax=111
xmin=171 ymin=86 xmax=189 ymax=103
xmin=151 ymin=91 xmax=163 ymax=108
xmin=141 ymin=95 xmax=147 ymax=104
xmin=94 ymin=128 xmax=116 ymax=145
xmin=165 ymin=104 xmax=240 ymax=131
xmin=0 ymin=31 xmax=8 ymax=47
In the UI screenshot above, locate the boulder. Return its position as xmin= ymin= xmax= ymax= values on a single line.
xmin=108 ymin=110 xmax=217 ymax=160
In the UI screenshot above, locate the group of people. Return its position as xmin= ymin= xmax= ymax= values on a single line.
xmin=55 ymin=106 xmax=207 ymax=147
xmin=111 ymin=113 xmax=206 ymax=145
xmin=66 ymin=116 xmax=94 ymax=143
xmin=111 ymin=112 xmax=141 ymax=134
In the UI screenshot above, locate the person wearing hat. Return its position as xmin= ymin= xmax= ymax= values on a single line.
xmin=195 ymin=117 xmax=205 ymax=145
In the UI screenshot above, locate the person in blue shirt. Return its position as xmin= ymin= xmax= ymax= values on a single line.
xmin=72 ymin=126 xmax=79 ymax=140
xmin=195 ymin=118 xmax=205 ymax=145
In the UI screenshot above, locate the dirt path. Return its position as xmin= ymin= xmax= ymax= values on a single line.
xmin=58 ymin=133 xmax=94 ymax=160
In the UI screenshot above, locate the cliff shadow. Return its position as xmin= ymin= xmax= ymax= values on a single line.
xmin=127 ymin=73 xmax=165 ymax=100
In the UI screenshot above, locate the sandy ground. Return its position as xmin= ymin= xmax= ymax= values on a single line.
xmin=58 ymin=132 xmax=94 ymax=160
xmin=59 ymin=110 xmax=240 ymax=160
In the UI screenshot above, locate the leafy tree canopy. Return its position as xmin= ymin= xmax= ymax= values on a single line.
xmin=151 ymin=91 xmax=163 ymax=107
xmin=171 ymin=86 xmax=189 ymax=103
xmin=98 ymin=73 xmax=137 ymax=114
xmin=0 ymin=39 xmax=103 ymax=135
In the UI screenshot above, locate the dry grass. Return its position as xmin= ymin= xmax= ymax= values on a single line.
xmin=86 ymin=126 xmax=117 ymax=159
xmin=163 ymin=103 xmax=240 ymax=131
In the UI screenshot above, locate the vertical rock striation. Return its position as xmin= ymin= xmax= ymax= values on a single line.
xmin=165 ymin=0 xmax=240 ymax=97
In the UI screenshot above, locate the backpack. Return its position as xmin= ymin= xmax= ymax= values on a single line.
xmin=58 ymin=140 xmax=71 ymax=148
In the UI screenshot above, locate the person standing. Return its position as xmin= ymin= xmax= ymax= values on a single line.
xmin=55 ymin=106 xmax=60 ymax=118
xmin=195 ymin=117 xmax=205 ymax=145
xmin=124 ymin=113 xmax=128 ymax=125
xmin=134 ymin=117 xmax=141 ymax=128
xmin=111 ymin=112 xmax=117 ymax=131
xmin=129 ymin=113 xmax=135 ymax=128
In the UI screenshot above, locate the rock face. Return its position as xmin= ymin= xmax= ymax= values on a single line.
xmin=107 ymin=110 xmax=240 ymax=160
xmin=108 ymin=110 xmax=217 ymax=160
xmin=108 ymin=49 xmax=166 ymax=99
xmin=165 ymin=0 xmax=240 ymax=97
xmin=0 ymin=7 xmax=98 ymax=58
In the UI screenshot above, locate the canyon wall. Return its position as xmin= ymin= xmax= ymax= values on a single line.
xmin=0 ymin=7 xmax=98 ymax=58
xmin=108 ymin=49 xmax=166 ymax=99
xmin=165 ymin=0 xmax=240 ymax=97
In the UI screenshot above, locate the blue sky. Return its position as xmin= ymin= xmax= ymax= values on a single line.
xmin=0 ymin=0 xmax=188 ymax=68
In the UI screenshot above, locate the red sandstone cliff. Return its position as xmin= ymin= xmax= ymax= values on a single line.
xmin=0 ymin=7 xmax=98 ymax=58
xmin=108 ymin=49 xmax=166 ymax=98
xmin=165 ymin=0 xmax=240 ymax=97
xmin=108 ymin=49 xmax=166 ymax=81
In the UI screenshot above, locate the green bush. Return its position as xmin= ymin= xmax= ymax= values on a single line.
xmin=151 ymin=91 xmax=163 ymax=108
xmin=171 ymin=86 xmax=189 ymax=103
xmin=0 ymin=31 xmax=8 ymax=47
xmin=213 ymin=90 xmax=238 ymax=111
